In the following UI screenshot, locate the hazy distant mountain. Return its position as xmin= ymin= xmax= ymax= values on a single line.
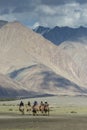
xmin=34 ymin=26 xmax=87 ymax=45
xmin=0 ymin=21 xmax=87 ymax=98
xmin=34 ymin=26 xmax=50 ymax=35
xmin=0 ymin=20 xmax=8 ymax=28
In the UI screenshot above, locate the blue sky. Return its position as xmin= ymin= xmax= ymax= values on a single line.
xmin=0 ymin=0 xmax=87 ymax=28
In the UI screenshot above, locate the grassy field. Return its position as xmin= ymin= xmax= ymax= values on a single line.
xmin=0 ymin=96 xmax=87 ymax=115
xmin=0 ymin=103 xmax=87 ymax=116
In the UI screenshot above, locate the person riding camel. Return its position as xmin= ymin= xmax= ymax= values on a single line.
xmin=19 ymin=101 xmax=24 ymax=107
xmin=40 ymin=101 xmax=44 ymax=106
xmin=26 ymin=101 xmax=31 ymax=112
xmin=28 ymin=101 xmax=31 ymax=106
xmin=19 ymin=101 xmax=24 ymax=114
xmin=33 ymin=101 xmax=38 ymax=106
xmin=39 ymin=101 xmax=44 ymax=111
xmin=44 ymin=101 xmax=49 ymax=107
xmin=44 ymin=101 xmax=49 ymax=115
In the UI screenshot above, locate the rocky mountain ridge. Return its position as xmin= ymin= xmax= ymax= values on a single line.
xmin=34 ymin=26 xmax=87 ymax=45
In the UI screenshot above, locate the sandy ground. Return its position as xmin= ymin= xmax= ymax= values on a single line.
xmin=0 ymin=114 xmax=87 ymax=130
xmin=0 ymin=96 xmax=87 ymax=130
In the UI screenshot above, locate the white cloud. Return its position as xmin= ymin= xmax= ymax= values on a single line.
xmin=35 ymin=2 xmax=87 ymax=28
xmin=37 ymin=5 xmax=56 ymax=15
xmin=0 ymin=14 xmax=16 ymax=21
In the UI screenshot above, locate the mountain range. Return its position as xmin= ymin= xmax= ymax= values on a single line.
xmin=34 ymin=26 xmax=87 ymax=45
xmin=0 ymin=21 xmax=87 ymax=98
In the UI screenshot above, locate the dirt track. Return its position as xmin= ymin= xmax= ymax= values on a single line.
xmin=0 ymin=114 xmax=87 ymax=130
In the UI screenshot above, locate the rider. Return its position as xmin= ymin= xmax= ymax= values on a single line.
xmin=44 ymin=101 xmax=49 ymax=107
xmin=28 ymin=101 xmax=31 ymax=106
xmin=19 ymin=101 xmax=24 ymax=114
xmin=40 ymin=101 xmax=44 ymax=106
xmin=19 ymin=101 xmax=24 ymax=107
xmin=39 ymin=101 xmax=44 ymax=111
xmin=33 ymin=101 xmax=38 ymax=106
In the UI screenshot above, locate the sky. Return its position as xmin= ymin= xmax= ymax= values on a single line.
xmin=0 ymin=0 xmax=87 ymax=28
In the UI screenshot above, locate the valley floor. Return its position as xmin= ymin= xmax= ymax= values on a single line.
xmin=0 ymin=114 xmax=87 ymax=130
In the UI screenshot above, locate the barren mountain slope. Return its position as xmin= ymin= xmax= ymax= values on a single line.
xmin=0 ymin=22 xmax=79 ymax=82
xmin=0 ymin=73 xmax=33 ymax=98
xmin=0 ymin=21 xmax=86 ymax=96
xmin=59 ymin=42 xmax=87 ymax=87
xmin=8 ymin=64 xmax=87 ymax=96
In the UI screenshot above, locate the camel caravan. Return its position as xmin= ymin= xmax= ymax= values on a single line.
xmin=19 ymin=100 xmax=50 ymax=116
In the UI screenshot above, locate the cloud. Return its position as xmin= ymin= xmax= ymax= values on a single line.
xmin=0 ymin=0 xmax=41 ymax=14
xmin=0 ymin=9 xmax=10 ymax=15
xmin=0 ymin=14 xmax=17 ymax=22
xmin=35 ymin=2 xmax=87 ymax=28
xmin=41 ymin=0 xmax=87 ymax=5
xmin=0 ymin=0 xmax=87 ymax=28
